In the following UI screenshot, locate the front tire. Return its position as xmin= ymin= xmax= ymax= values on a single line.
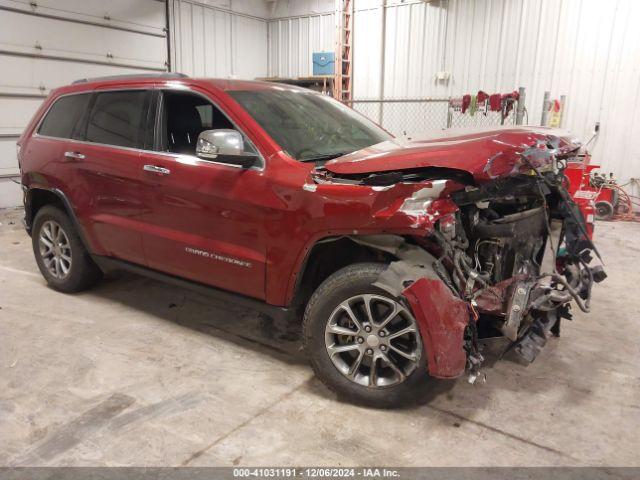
xmin=32 ymin=205 xmax=102 ymax=293
xmin=303 ymin=263 xmax=430 ymax=408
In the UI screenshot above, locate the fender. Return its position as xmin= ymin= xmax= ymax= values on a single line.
xmin=24 ymin=187 xmax=92 ymax=253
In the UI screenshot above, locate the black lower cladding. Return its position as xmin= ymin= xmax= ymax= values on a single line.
xmin=92 ymin=256 xmax=293 ymax=323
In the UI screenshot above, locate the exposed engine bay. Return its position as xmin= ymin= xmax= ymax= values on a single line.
xmin=311 ymin=128 xmax=607 ymax=380
xmin=445 ymin=172 xmax=606 ymax=372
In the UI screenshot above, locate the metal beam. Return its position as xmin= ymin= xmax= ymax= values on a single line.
xmin=178 ymin=0 xmax=268 ymax=22
xmin=0 ymin=5 xmax=166 ymax=38
xmin=268 ymin=0 xmax=438 ymax=20
xmin=165 ymin=0 xmax=172 ymax=72
xmin=0 ymin=50 xmax=166 ymax=72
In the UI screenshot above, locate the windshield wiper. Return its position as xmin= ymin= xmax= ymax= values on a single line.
xmin=299 ymin=151 xmax=351 ymax=162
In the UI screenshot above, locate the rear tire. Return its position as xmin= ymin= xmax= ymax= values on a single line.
xmin=32 ymin=205 xmax=102 ymax=293
xmin=303 ymin=262 xmax=430 ymax=408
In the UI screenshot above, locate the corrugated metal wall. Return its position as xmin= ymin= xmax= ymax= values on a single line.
xmin=0 ymin=0 xmax=168 ymax=207
xmin=170 ymin=0 xmax=268 ymax=79
xmin=353 ymin=1 xmax=449 ymax=99
xmin=440 ymin=0 xmax=640 ymax=184
xmin=269 ymin=0 xmax=640 ymax=183
xmin=0 ymin=0 xmax=271 ymax=207
xmin=267 ymin=12 xmax=334 ymax=77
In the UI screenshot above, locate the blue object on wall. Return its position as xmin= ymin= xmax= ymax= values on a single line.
xmin=312 ymin=51 xmax=335 ymax=75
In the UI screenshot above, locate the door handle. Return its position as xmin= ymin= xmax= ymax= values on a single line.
xmin=64 ymin=151 xmax=85 ymax=161
xmin=143 ymin=164 xmax=171 ymax=175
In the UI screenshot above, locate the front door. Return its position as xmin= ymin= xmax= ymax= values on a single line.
xmin=138 ymin=88 xmax=267 ymax=300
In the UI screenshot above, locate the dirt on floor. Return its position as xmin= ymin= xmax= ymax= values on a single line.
xmin=0 ymin=206 xmax=638 ymax=467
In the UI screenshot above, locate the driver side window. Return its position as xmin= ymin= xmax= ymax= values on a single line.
xmin=159 ymin=90 xmax=234 ymax=155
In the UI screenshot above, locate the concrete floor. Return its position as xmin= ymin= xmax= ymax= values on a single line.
xmin=0 ymin=206 xmax=638 ymax=467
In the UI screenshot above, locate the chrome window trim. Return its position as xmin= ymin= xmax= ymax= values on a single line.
xmin=34 ymin=135 xmax=260 ymax=171
xmin=32 ymin=85 xmax=266 ymax=172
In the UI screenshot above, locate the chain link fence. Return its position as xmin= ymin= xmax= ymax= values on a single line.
xmin=347 ymin=99 xmax=450 ymax=137
xmin=346 ymin=92 xmax=523 ymax=138
xmin=447 ymin=98 xmax=519 ymax=129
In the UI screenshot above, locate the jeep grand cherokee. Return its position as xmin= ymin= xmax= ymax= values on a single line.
xmin=18 ymin=74 xmax=605 ymax=407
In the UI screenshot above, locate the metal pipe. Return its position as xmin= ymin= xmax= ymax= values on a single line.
xmin=516 ymin=86 xmax=526 ymax=125
xmin=0 ymin=92 xmax=47 ymax=99
xmin=534 ymin=272 xmax=590 ymax=313
xmin=541 ymin=91 xmax=550 ymax=126
xmin=378 ymin=0 xmax=387 ymax=125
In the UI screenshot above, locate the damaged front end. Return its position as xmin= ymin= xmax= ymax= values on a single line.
xmin=442 ymin=172 xmax=606 ymax=375
xmin=314 ymin=128 xmax=607 ymax=380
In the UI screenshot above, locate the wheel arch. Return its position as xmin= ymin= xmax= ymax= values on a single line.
xmin=289 ymin=235 xmax=400 ymax=311
xmin=25 ymin=187 xmax=91 ymax=251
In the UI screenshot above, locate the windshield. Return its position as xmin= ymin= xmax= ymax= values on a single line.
xmin=228 ymin=89 xmax=392 ymax=161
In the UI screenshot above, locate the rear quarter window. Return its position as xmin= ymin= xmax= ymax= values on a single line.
xmin=37 ymin=93 xmax=91 ymax=139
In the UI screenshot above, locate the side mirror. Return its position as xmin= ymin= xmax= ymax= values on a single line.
xmin=196 ymin=129 xmax=258 ymax=168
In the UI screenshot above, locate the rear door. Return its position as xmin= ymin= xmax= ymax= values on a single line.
xmin=67 ymin=89 xmax=153 ymax=265
xmin=137 ymin=88 xmax=268 ymax=300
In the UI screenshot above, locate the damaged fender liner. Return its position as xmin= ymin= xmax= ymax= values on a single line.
xmin=351 ymin=235 xmax=473 ymax=379
xmin=403 ymin=278 xmax=471 ymax=378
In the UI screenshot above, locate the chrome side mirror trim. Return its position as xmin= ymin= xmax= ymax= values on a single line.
xmin=196 ymin=129 xmax=258 ymax=168
xmin=196 ymin=129 xmax=244 ymax=159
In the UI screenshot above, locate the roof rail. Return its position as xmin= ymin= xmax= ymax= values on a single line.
xmin=72 ymin=73 xmax=188 ymax=85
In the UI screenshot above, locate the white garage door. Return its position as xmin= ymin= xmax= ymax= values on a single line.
xmin=0 ymin=0 xmax=168 ymax=207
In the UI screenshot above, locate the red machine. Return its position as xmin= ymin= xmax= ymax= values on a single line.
xmin=563 ymin=122 xmax=624 ymax=226
xmin=565 ymin=154 xmax=620 ymax=224
xmin=563 ymin=156 xmax=598 ymax=238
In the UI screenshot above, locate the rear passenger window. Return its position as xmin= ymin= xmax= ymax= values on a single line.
xmin=85 ymin=91 xmax=149 ymax=148
xmin=38 ymin=94 xmax=91 ymax=139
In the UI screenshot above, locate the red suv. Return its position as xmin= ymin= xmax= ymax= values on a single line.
xmin=18 ymin=74 xmax=604 ymax=407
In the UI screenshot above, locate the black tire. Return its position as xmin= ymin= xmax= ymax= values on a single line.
xmin=303 ymin=262 xmax=430 ymax=408
xmin=32 ymin=205 xmax=102 ymax=293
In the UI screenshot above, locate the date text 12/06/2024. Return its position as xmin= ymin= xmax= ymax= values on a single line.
xmin=233 ymin=468 xmax=400 ymax=478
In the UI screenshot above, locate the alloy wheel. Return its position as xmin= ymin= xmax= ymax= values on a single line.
xmin=324 ymin=294 xmax=422 ymax=388
xmin=39 ymin=220 xmax=72 ymax=279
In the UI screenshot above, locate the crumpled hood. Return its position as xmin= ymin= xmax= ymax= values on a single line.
xmin=323 ymin=127 xmax=582 ymax=182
